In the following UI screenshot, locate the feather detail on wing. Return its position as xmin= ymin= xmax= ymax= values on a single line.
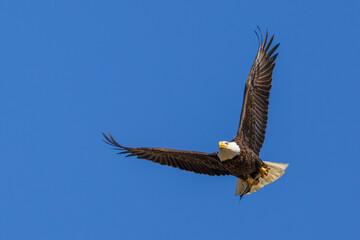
xmin=103 ymin=132 xmax=230 ymax=176
xmin=233 ymin=29 xmax=279 ymax=155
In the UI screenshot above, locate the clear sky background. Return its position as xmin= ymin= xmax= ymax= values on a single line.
xmin=1 ymin=1 xmax=359 ymax=239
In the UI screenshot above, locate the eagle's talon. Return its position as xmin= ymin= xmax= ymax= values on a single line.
xmin=260 ymin=167 xmax=270 ymax=178
xmin=246 ymin=176 xmax=259 ymax=187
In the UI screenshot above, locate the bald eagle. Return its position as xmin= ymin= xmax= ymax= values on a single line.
xmin=103 ymin=29 xmax=288 ymax=198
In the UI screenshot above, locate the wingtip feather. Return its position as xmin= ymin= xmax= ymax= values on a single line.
xmin=102 ymin=131 xmax=128 ymax=152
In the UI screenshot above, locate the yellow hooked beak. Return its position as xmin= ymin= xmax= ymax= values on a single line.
xmin=219 ymin=141 xmax=227 ymax=149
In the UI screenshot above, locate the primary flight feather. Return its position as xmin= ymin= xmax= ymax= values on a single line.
xmin=103 ymin=29 xmax=288 ymax=198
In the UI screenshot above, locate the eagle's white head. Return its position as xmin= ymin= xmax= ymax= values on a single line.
xmin=217 ymin=141 xmax=240 ymax=162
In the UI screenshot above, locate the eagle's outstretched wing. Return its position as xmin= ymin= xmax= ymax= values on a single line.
xmin=103 ymin=133 xmax=230 ymax=176
xmin=233 ymin=29 xmax=279 ymax=155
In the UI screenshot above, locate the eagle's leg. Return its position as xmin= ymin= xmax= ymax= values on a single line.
xmin=260 ymin=167 xmax=270 ymax=178
xmin=246 ymin=176 xmax=259 ymax=187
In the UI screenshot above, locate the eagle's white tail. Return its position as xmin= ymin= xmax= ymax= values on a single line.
xmin=235 ymin=161 xmax=289 ymax=196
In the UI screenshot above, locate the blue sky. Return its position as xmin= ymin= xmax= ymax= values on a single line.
xmin=1 ymin=0 xmax=359 ymax=239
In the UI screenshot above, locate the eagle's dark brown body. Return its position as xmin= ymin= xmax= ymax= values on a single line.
xmin=222 ymin=141 xmax=264 ymax=180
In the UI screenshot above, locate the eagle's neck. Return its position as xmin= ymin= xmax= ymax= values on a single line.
xmin=217 ymin=142 xmax=240 ymax=162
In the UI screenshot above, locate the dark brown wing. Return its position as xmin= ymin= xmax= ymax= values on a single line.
xmin=103 ymin=132 xmax=230 ymax=176
xmin=233 ymin=30 xmax=279 ymax=155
